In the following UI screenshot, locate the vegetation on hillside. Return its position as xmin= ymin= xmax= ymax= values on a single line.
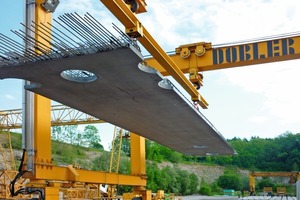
xmin=4 ymin=127 xmax=299 ymax=196
xmin=145 ymin=132 xmax=300 ymax=172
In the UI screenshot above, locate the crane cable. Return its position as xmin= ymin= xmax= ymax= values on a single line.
xmin=142 ymin=31 xmax=300 ymax=57
xmin=213 ymin=31 xmax=300 ymax=48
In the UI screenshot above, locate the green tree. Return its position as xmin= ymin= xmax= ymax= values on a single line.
xmin=64 ymin=125 xmax=78 ymax=145
xmin=217 ymin=174 xmax=241 ymax=191
xmin=189 ymin=173 xmax=199 ymax=194
xmin=51 ymin=125 xmax=79 ymax=145
xmin=146 ymin=162 xmax=160 ymax=191
xmin=257 ymin=177 xmax=274 ymax=192
xmin=163 ymin=166 xmax=180 ymax=193
xmin=51 ymin=126 xmax=63 ymax=141
xmin=82 ymin=125 xmax=103 ymax=149
xmin=146 ymin=141 xmax=163 ymax=162
xmin=176 ymin=169 xmax=191 ymax=195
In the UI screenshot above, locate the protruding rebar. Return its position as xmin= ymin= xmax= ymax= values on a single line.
xmin=0 ymin=12 xmax=138 ymax=67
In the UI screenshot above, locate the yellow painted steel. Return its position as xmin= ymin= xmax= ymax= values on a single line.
xmin=45 ymin=186 xmax=60 ymax=200
xmin=30 ymin=0 xmax=53 ymax=176
xmin=251 ymin=171 xmax=300 ymax=177
xmin=0 ymin=170 xmax=30 ymax=199
xmin=0 ymin=105 xmax=104 ymax=129
xmin=33 ymin=94 xmax=52 ymax=169
xmin=130 ymin=133 xmax=146 ymax=178
xmin=109 ymin=127 xmax=123 ymax=174
xmin=249 ymin=171 xmax=300 ymax=193
xmin=145 ymin=35 xmax=300 ymax=74
xmin=100 ymin=0 xmax=208 ymax=108
xmin=130 ymin=133 xmax=149 ymax=198
xmin=24 ymin=165 xmax=146 ymax=186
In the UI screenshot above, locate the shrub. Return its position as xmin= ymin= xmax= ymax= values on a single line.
xmin=199 ymin=185 xmax=212 ymax=196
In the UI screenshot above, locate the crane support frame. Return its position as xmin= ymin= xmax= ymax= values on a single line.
xmin=249 ymin=171 xmax=300 ymax=194
xmin=145 ymin=34 xmax=300 ymax=74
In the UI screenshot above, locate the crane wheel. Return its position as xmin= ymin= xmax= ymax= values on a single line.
xmin=124 ymin=0 xmax=139 ymax=13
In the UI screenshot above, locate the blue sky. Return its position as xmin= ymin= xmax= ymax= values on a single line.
xmin=1 ymin=0 xmax=300 ymax=150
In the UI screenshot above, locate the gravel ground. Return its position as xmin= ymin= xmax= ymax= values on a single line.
xmin=179 ymin=195 xmax=238 ymax=200
xmin=179 ymin=195 xmax=296 ymax=200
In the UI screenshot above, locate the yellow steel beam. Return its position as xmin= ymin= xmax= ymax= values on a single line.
xmin=23 ymin=165 xmax=146 ymax=186
xmin=100 ymin=0 xmax=208 ymax=108
xmin=145 ymin=35 xmax=300 ymax=75
xmin=251 ymin=171 xmax=300 ymax=177
xmin=0 ymin=105 xmax=104 ymax=129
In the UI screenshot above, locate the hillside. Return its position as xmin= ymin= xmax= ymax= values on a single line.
xmin=1 ymin=131 xmax=299 ymax=196
xmin=0 ymin=133 xmax=244 ymax=184
xmin=158 ymin=162 xmax=249 ymax=184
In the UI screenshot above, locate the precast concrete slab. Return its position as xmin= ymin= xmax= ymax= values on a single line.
xmin=0 ymin=45 xmax=234 ymax=155
xmin=0 ymin=13 xmax=235 ymax=156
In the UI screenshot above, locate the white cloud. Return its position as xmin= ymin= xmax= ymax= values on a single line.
xmin=210 ymin=0 xmax=300 ymax=43
xmin=249 ymin=115 xmax=268 ymax=123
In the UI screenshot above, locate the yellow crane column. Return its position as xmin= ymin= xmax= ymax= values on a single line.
xmin=130 ymin=133 xmax=151 ymax=200
xmin=23 ymin=0 xmax=59 ymax=199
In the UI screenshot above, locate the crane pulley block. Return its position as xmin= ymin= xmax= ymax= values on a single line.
xmin=175 ymin=42 xmax=212 ymax=58
xmin=179 ymin=47 xmax=190 ymax=58
xmin=189 ymin=67 xmax=203 ymax=90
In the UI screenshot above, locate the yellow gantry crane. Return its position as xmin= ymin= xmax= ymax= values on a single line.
xmin=249 ymin=171 xmax=300 ymax=195
xmin=0 ymin=0 xmax=300 ymax=200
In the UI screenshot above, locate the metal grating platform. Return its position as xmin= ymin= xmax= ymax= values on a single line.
xmin=0 ymin=13 xmax=234 ymax=155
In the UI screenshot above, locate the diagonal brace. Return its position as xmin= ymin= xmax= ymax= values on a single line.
xmin=100 ymin=0 xmax=208 ymax=108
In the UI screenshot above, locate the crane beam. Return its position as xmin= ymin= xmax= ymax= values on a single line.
xmin=23 ymin=164 xmax=146 ymax=186
xmin=100 ymin=0 xmax=208 ymax=108
xmin=0 ymin=105 xmax=104 ymax=130
xmin=251 ymin=171 xmax=300 ymax=178
xmin=145 ymin=34 xmax=300 ymax=74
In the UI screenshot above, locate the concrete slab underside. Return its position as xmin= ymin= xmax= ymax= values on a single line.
xmin=0 ymin=46 xmax=234 ymax=155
